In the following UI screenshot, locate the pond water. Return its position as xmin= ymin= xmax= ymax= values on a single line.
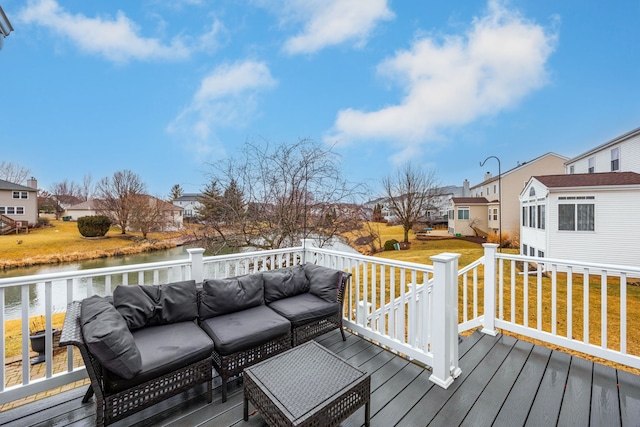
xmin=1 ymin=239 xmax=359 ymax=320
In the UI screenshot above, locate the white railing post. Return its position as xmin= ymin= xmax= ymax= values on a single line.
xmin=187 ymin=248 xmax=205 ymax=283
xmin=301 ymin=239 xmax=314 ymax=264
xmin=429 ymin=252 xmax=461 ymax=388
xmin=482 ymin=243 xmax=499 ymax=336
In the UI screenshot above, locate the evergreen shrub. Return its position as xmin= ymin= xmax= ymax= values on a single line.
xmin=77 ymin=215 xmax=111 ymax=238
xmin=383 ymin=239 xmax=399 ymax=251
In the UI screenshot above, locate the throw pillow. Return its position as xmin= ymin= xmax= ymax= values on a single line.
xmin=263 ymin=265 xmax=310 ymax=304
xmin=199 ymin=273 xmax=264 ymax=319
xmin=81 ymin=295 xmax=142 ymax=379
xmin=304 ymin=263 xmax=345 ymax=303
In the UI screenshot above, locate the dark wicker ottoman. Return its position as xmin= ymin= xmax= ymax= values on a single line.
xmin=243 ymin=341 xmax=370 ymax=427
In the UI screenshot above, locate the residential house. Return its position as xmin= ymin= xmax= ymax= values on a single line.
xmin=364 ymin=184 xmax=465 ymax=225
xmin=172 ymin=193 xmax=203 ymax=221
xmin=66 ymin=196 xmax=184 ymax=231
xmin=448 ymin=153 xmax=568 ymax=237
xmin=0 ymin=177 xmax=39 ymax=227
xmin=565 ymin=126 xmax=640 ymax=174
xmin=520 ymin=172 xmax=640 ymax=267
xmin=64 ymin=200 xmax=100 ymax=220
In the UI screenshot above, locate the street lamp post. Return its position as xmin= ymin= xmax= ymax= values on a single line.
xmin=480 ymin=156 xmax=502 ymax=252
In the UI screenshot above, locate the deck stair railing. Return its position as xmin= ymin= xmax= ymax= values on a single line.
xmin=0 ymin=214 xmax=17 ymax=235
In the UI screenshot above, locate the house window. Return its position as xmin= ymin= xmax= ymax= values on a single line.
xmin=530 ymin=247 xmax=536 ymax=256
xmin=611 ymin=147 xmax=620 ymax=171
xmin=0 ymin=207 xmax=4 ymax=214
xmin=522 ymin=206 xmax=528 ymax=227
xmin=6 ymin=207 xmax=15 ymax=214
xmin=529 ymin=187 xmax=536 ymax=197
xmin=538 ymin=250 xmax=545 ymax=258
xmin=457 ymin=207 xmax=470 ymax=220
xmin=492 ymin=208 xmax=498 ymax=221
xmin=16 ymin=207 xmax=24 ymax=214
xmin=448 ymin=209 xmax=453 ymax=220
xmin=523 ymin=244 xmax=528 ymax=255
xmin=486 ymin=186 xmax=490 ymax=196
xmin=559 ymin=203 xmax=595 ymax=231
xmin=569 ymin=165 xmax=575 ymax=174
xmin=529 ymin=206 xmax=536 ymax=228
xmin=537 ymin=205 xmax=545 ymax=229
xmin=12 ymin=191 xmax=28 ymax=199
xmin=493 ymin=184 xmax=497 ymax=194
xmin=588 ymin=157 xmax=595 ymax=173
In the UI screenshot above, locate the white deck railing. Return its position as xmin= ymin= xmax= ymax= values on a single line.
xmin=0 ymin=243 xmax=462 ymax=405
xmin=6 ymin=240 xmax=638 ymax=406
xmin=460 ymin=243 xmax=640 ymax=371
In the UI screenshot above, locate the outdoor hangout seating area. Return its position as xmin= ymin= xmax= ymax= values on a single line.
xmin=1 ymin=242 xmax=640 ymax=426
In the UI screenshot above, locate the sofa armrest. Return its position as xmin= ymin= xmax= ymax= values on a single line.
xmin=60 ymin=301 xmax=84 ymax=348
xmin=336 ymin=272 xmax=352 ymax=306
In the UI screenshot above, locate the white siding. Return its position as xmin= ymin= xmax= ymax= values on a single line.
xmin=566 ymin=132 xmax=640 ymax=174
xmin=546 ymin=189 xmax=640 ymax=267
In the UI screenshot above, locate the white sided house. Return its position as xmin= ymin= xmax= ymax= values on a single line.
xmin=565 ymin=126 xmax=640 ymax=175
xmin=520 ymin=172 xmax=640 ymax=267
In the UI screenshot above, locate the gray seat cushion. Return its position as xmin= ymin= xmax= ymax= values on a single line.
xmin=113 ymin=280 xmax=198 ymax=330
xmin=200 ymin=305 xmax=290 ymax=355
xmin=81 ymin=295 xmax=142 ymax=380
xmin=262 ymin=265 xmax=309 ymax=304
xmin=268 ymin=293 xmax=339 ymax=327
xmin=104 ymin=321 xmax=214 ymax=393
xmin=199 ymin=274 xmax=264 ymax=319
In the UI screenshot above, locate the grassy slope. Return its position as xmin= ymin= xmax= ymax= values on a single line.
xmin=0 ymin=219 xmax=181 ymax=269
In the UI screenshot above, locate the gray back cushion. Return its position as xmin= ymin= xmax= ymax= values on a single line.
xmin=199 ymin=273 xmax=264 ymax=319
xmin=113 ymin=280 xmax=198 ymax=330
xmin=81 ymin=295 xmax=142 ymax=379
xmin=304 ymin=263 xmax=345 ymax=303
xmin=263 ymin=265 xmax=309 ymax=304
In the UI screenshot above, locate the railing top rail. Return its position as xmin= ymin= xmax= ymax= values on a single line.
xmin=201 ymin=246 xmax=305 ymax=263
xmin=307 ymin=246 xmax=435 ymax=272
xmin=0 ymin=258 xmax=192 ymax=288
xmin=495 ymin=252 xmax=640 ymax=275
xmin=458 ymin=256 xmax=485 ymax=275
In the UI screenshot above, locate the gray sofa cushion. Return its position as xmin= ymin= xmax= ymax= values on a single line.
xmin=304 ymin=263 xmax=345 ymax=303
xmin=268 ymin=293 xmax=339 ymax=327
xmin=199 ymin=274 xmax=264 ymax=319
xmin=200 ymin=305 xmax=290 ymax=355
xmin=262 ymin=265 xmax=309 ymax=304
xmin=104 ymin=321 xmax=214 ymax=393
xmin=80 ymin=295 xmax=142 ymax=380
xmin=113 ymin=280 xmax=198 ymax=330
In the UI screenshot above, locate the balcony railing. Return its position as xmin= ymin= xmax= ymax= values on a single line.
xmin=2 ymin=241 xmax=639 ymax=407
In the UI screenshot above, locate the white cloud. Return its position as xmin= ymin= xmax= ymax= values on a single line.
xmin=325 ymin=0 xmax=557 ymax=159
xmin=280 ymin=0 xmax=394 ymax=54
xmin=18 ymin=0 xmax=193 ymax=63
xmin=167 ymin=60 xmax=277 ymax=156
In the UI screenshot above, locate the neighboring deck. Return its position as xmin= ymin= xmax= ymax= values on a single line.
xmin=2 ymin=329 xmax=639 ymax=427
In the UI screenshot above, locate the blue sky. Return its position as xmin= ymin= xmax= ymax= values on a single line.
xmin=1 ymin=0 xmax=639 ymax=199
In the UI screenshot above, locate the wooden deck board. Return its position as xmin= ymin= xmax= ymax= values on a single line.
xmin=2 ymin=329 xmax=639 ymax=427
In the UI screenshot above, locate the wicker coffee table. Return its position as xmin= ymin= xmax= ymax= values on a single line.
xmin=243 ymin=340 xmax=370 ymax=427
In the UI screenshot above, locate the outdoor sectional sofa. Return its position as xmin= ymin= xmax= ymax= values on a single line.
xmin=60 ymin=263 xmax=351 ymax=426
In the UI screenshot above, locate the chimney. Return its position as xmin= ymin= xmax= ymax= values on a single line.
xmin=462 ymin=179 xmax=470 ymax=197
xmin=27 ymin=177 xmax=38 ymax=189
xmin=484 ymin=172 xmax=492 ymax=181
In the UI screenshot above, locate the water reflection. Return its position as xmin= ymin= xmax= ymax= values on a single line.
xmin=2 ymin=246 xmax=191 ymax=320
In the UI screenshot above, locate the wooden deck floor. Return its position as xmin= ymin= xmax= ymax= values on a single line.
xmin=2 ymin=329 xmax=639 ymax=426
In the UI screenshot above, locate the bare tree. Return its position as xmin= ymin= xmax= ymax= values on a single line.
xmin=94 ymin=170 xmax=146 ymax=234
xmin=129 ymin=195 xmax=166 ymax=239
xmin=382 ymin=162 xmax=440 ymax=243
xmin=198 ymin=138 xmax=364 ymax=250
xmin=0 ymin=161 xmax=31 ymax=184
xmin=80 ymin=174 xmax=93 ymax=202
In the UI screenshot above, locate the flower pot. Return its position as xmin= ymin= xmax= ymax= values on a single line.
xmin=29 ymin=329 xmax=58 ymax=365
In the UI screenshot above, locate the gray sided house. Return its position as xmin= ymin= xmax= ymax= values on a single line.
xmin=0 ymin=178 xmax=39 ymax=228
xmin=520 ymin=172 xmax=640 ymax=267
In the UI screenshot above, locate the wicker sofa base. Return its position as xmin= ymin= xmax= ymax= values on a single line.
xmin=100 ymin=357 xmax=213 ymax=426
xmin=213 ymin=332 xmax=291 ymax=402
xmin=292 ymin=313 xmax=346 ymax=346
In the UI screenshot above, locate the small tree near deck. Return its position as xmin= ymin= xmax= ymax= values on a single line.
xmin=382 ymin=162 xmax=439 ymax=243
